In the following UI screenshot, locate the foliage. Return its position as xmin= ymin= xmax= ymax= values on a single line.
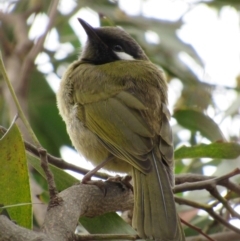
xmin=0 ymin=0 xmax=240 ymax=240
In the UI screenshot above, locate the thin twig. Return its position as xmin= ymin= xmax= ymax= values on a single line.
xmin=174 ymin=169 xmax=240 ymax=194
xmin=208 ymin=187 xmax=240 ymax=219
xmin=218 ymin=178 xmax=240 ymax=196
xmin=38 ymin=148 xmax=62 ymax=208
xmin=175 ymin=196 xmax=240 ymax=234
xmin=185 ymin=231 xmax=240 ymax=241
xmin=180 ymin=218 xmax=216 ymax=241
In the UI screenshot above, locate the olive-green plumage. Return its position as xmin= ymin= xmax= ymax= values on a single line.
xmin=57 ymin=18 xmax=185 ymax=240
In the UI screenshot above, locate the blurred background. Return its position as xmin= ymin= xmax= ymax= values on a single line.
xmin=0 ymin=0 xmax=240 ymax=239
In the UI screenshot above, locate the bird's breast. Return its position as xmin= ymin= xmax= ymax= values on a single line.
xmin=66 ymin=105 xmax=108 ymax=163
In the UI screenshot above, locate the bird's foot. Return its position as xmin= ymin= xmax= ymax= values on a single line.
xmin=81 ymin=155 xmax=114 ymax=184
xmin=81 ymin=155 xmax=115 ymax=195
xmin=81 ymin=173 xmax=133 ymax=196
xmin=107 ymin=174 xmax=133 ymax=192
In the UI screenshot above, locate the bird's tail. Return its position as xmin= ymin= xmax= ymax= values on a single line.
xmin=132 ymin=151 xmax=185 ymax=241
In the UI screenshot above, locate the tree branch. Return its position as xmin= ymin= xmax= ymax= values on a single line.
xmin=185 ymin=231 xmax=240 ymax=241
xmin=0 ymin=216 xmax=51 ymax=241
xmin=0 ymin=181 xmax=133 ymax=241
xmin=174 ymin=169 xmax=240 ymax=195
xmin=175 ymin=196 xmax=240 ymax=234
xmin=38 ymin=148 xmax=62 ymax=207
xmin=74 ymin=234 xmax=138 ymax=240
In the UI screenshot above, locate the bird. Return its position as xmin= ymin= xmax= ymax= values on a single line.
xmin=57 ymin=18 xmax=185 ymax=241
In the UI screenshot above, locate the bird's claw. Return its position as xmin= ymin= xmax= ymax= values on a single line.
xmin=107 ymin=175 xmax=133 ymax=193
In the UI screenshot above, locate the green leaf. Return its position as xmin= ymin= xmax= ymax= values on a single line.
xmin=80 ymin=213 xmax=137 ymax=235
xmin=173 ymin=109 xmax=225 ymax=142
xmin=0 ymin=124 xmax=32 ymax=228
xmin=175 ymin=142 xmax=240 ymax=160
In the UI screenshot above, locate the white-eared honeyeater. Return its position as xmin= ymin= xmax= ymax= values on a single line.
xmin=57 ymin=18 xmax=185 ymax=241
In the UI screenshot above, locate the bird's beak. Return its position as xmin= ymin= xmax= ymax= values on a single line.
xmin=78 ymin=18 xmax=106 ymax=46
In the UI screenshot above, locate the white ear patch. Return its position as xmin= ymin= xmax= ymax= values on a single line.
xmin=114 ymin=51 xmax=135 ymax=60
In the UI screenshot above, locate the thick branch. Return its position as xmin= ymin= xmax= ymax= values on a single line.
xmin=0 ymin=181 xmax=133 ymax=241
xmin=0 ymin=215 xmax=51 ymax=241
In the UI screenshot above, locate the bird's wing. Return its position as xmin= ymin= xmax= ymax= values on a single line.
xmin=72 ymin=60 xmax=171 ymax=174
xmin=84 ymin=91 xmax=155 ymax=172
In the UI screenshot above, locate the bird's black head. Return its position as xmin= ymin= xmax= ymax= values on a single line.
xmin=78 ymin=18 xmax=148 ymax=65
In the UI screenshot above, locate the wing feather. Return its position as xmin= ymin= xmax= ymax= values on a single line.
xmin=82 ymin=95 xmax=154 ymax=172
